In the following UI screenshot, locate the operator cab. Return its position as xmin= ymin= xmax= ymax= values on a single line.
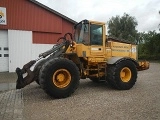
xmin=74 ymin=20 xmax=104 ymax=46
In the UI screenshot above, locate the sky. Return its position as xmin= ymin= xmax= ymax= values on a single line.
xmin=37 ymin=0 xmax=160 ymax=33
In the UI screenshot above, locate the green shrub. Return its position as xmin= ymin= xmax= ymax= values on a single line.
xmin=138 ymin=53 xmax=160 ymax=60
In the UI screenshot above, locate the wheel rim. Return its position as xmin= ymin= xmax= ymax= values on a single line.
xmin=52 ymin=69 xmax=71 ymax=88
xmin=120 ymin=67 xmax=131 ymax=82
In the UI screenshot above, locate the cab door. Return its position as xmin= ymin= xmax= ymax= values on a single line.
xmin=90 ymin=23 xmax=104 ymax=56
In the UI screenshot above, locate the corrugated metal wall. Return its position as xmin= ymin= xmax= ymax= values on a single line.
xmin=0 ymin=0 xmax=75 ymax=44
xmin=0 ymin=0 xmax=76 ymax=72
xmin=0 ymin=0 xmax=62 ymax=33
xmin=33 ymin=19 xmax=74 ymax=44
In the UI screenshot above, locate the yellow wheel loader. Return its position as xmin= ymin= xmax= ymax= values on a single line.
xmin=16 ymin=20 xmax=149 ymax=98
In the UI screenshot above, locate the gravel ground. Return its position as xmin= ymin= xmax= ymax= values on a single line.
xmin=23 ymin=62 xmax=160 ymax=120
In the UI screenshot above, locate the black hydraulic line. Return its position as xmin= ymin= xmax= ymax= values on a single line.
xmin=39 ymin=40 xmax=67 ymax=58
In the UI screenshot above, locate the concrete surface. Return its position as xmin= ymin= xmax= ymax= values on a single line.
xmin=0 ymin=72 xmax=17 ymax=83
xmin=0 ymin=62 xmax=160 ymax=120
xmin=0 ymin=90 xmax=23 ymax=120
xmin=0 ymin=72 xmax=16 ymax=92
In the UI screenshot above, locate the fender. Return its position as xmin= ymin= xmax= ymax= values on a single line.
xmin=107 ymin=57 xmax=139 ymax=67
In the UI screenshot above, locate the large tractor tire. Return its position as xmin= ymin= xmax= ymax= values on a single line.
xmin=39 ymin=58 xmax=80 ymax=98
xmin=33 ymin=59 xmax=46 ymax=85
xmin=107 ymin=60 xmax=137 ymax=90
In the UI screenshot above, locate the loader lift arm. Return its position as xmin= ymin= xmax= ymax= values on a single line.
xmin=16 ymin=33 xmax=72 ymax=89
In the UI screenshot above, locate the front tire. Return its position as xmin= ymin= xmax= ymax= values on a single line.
xmin=39 ymin=58 xmax=80 ymax=98
xmin=107 ymin=60 xmax=137 ymax=90
xmin=33 ymin=59 xmax=46 ymax=85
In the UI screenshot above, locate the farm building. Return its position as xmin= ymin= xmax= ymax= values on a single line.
xmin=0 ymin=0 xmax=77 ymax=72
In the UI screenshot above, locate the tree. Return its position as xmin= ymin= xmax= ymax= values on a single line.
xmin=159 ymin=11 xmax=160 ymax=31
xmin=138 ymin=31 xmax=160 ymax=60
xmin=107 ymin=13 xmax=138 ymax=43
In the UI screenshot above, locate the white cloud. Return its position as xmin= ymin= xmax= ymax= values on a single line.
xmin=37 ymin=0 xmax=160 ymax=33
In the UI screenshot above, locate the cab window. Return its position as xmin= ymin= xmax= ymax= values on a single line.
xmin=90 ymin=24 xmax=103 ymax=45
xmin=74 ymin=23 xmax=89 ymax=45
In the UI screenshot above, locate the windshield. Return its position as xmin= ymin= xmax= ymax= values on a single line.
xmin=74 ymin=23 xmax=89 ymax=45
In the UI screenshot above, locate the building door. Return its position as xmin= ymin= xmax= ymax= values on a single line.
xmin=8 ymin=30 xmax=32 ymax=72
xmin=0 ymin=30 xmax=9 ymax=72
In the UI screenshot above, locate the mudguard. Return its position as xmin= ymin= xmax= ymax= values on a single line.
xmin=107 ymin=57 xmax=139 ymax=67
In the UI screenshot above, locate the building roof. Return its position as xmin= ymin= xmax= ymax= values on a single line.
xmin=29 ymin=0 xmax=77 ymax=24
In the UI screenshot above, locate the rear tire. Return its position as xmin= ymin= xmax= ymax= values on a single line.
xmin=39 ymin=58 xmax=80 ymax=98
xmin=107 ymin=60 xmax=137 ymax=90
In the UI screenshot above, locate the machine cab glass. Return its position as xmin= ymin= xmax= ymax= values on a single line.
xmin=74 ymin=21 xmax=89 ymax=45
xmin=74 ymin=20 xmax=103 ymax=46
xmin=90 ymin=24 xmax=103 ymax=45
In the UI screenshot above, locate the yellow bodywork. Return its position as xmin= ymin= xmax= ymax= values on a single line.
xmin=69 ymin=41 xmax=137 ymax=61
xmin=65 ymin=20 xmax=149 ymax=78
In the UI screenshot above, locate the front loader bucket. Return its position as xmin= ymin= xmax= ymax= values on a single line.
xmin=16 ymin=60 xmax=36 ymax=89
xmin=16 ymin=67 xmax=25 ymax=89
xmin=137 ymin=61 xmax=150 ymax=71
